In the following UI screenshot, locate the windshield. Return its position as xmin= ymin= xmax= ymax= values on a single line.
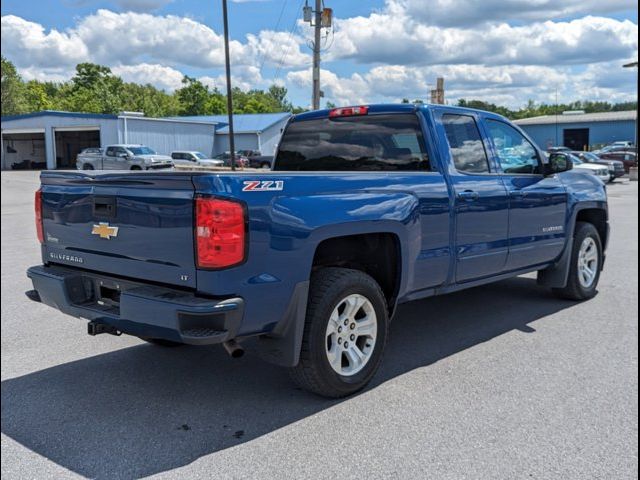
xmin=274 ymin=113 xmax=431 ymax=171
xmin=582 ymin=152 xmax=600 ymax=162
xmin=128 ymin=146 xmax=156 ymax=155
xmin=569 ymin=154 xmax=583 ymax=165
xmin=194 ymin=152 xmax=207 ymax=159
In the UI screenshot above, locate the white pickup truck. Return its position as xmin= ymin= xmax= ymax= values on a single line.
xmin=76 ymin=145 xmax=174 ymax=170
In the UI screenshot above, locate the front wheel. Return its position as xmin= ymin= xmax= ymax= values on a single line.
xmin=553 ymin=222 xmax=602 ymax=300
xmin=82 ymin=163 xmax=94 ymax=170
xmin=289 ymin=267 xmax=389 ymax=398
xmin=130 ymin=165 xmax=142 ymax=170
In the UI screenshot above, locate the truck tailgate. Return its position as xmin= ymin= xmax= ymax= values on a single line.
xmin=40 ymin=171 xmax=197 ymax=288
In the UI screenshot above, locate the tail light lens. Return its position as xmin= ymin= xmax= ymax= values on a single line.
xmin=329 ymin=106 xmax=369 ymax=118
xmin=195 ymin=197 xmax=246 ymax=269
xmin=35 ymin=189 xmax=44 ymax=244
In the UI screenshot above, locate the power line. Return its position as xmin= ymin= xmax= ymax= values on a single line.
xmin=257 ymin=0 xmax=289 ymax=77
xmin=272 ymin=0 xmax=306 ymax=84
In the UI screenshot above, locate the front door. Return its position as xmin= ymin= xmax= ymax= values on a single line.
xmin=438 ymin=112 xmax=510 ymax=283
xmin=484 ymin=118 xmax=568 ymax=270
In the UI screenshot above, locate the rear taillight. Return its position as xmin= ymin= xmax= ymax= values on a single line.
xmin=35 ymin=189 xmax=44 ymax=244
xmin=195 ymin=197 xmax=246 ymax=269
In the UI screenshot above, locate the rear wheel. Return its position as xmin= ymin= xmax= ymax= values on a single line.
xmin=130 ymin=165 xmax=142 ymax=170
xmin=289 ymin=267 xmax=389 ymax=398
xmin=553 ymin=222 xmax=602 ymax=300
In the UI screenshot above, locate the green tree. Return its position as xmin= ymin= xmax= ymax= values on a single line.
xmin=60 ymin=63 xmax=124 ymax=113
xmin=176 ymin=76 xmax=210 ymax=115
xmin=1 ymin=56 xmax=26 ymax=115
xmin=23 ymin=80 xmax=54 ymax=111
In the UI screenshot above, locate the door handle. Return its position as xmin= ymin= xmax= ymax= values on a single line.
xmin=510 ymin=190 xmax=527 ymax=198
xmin=458 ymin=190 xmax=479 ymax=201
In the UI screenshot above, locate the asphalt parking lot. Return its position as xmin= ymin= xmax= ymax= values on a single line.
xmin=1 ymin=170 xmax=638 ymax=479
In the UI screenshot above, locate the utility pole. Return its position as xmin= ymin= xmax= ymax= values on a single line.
xmin=222 ymin=0 xmax=236 ymax=170
xmin=312 ymin=0 xmax=321 ymax=110
xmin=304 ymin=1 xmax=331 ymax=110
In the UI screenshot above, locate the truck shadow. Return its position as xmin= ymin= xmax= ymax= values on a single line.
xmin=1 ymin=277 xmax=577 ymax=479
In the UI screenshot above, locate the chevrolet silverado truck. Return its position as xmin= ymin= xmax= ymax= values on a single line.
xmin=76 ymin=144 xmax=174 ymax=170
xmin=27 ymin=104 xmax=608 ymax=397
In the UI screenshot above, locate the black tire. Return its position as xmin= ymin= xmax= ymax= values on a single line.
xmin=130 ymin=165 xmax=142 ymax=170
xmin=82 ymin=163 xmax=94 ymax=170
xmin=553 ymin=222 xmax=602 ymax=301
xmin=289 ymin=267 xmax=389 ymax=398
xmin=142 ymin=338 xmax=184 ymax=347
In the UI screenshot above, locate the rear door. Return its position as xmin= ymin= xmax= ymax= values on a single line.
xmin=436 ymin=111 xmax=510 ymax=283
xmin=103 ymin=146 xmax=124 ymax=169
xmin=40 ymin=171 xmax=197 ymax=288
xmin=483 ymin=118 xmax=568 ymax=270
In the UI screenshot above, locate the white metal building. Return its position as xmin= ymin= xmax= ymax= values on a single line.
xmin=171 ymin=112 xmax=292 ymax=156
xmin=1 ymin=111 xmax=219 ymax=170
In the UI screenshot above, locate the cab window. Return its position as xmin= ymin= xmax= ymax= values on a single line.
xmin=486 ymin=120 xmax=541 ymax=174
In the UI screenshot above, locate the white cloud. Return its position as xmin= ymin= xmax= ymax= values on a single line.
xmin=1 ymin=15 xmax=87 ymax=69
xmin=287 ymin=63 xmax=637 ymax=109
xmin=1 ymin=9 xmax=309 ymax=72
xmin=391 ymin=0 xmax=636 ymax=27
xmin=327 ymin=14 xmax=637 ymax=66
xmin=200 ymin=65 xmax=266 ymax=92
xmin=1 ymin=1 xmax=637 ymax=107
xmin=111 ymin=63 xmax=184 ymax=90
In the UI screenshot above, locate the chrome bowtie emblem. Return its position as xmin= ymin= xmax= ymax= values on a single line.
xmin=91 ymin=222 xmax=119 ymax=239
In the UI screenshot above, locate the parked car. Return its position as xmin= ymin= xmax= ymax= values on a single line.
xmin=598 ymin=151 xmax=638 ymax=173
xmin=594 ymin=144 xmax=637 ymax=155
xmin=77 ymin=145 xmax=173 ymax=170
xmin=237 ymin=149 xmax=261 ymax=157
xmin=571 ymin=151 xmax=625 ymax=182
xmin=171 ymin=151 xmax=224 ymax=167
xmin=249 ymin=155 xmax=274 ymax=169
xmin=547 ymin=146 xmax=571 ymax=153
xmin=28 ymin=103 xmax=609 ymax=398
xmin=557 ymin=153 xmax=609 ymax=183
xmin=610 ymin=141 xmax=635 ymax=147
xmin=213 ymin=152 xmax=249 ymax=168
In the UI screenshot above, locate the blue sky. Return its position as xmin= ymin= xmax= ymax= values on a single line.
xmin=1 ymin=0 xmax=638 ymax=109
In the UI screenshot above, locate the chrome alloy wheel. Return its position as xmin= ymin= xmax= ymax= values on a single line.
xmin=325 ymin=294 xmax=377 ymax=377
xmin=578 ymin=237 xmax=599 ymax=288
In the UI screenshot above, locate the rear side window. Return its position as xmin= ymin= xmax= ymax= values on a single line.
xmin=274 ymin=114 xmax=431 ymax=171
xmin=442 ymin=114 xmax=490 ymax=173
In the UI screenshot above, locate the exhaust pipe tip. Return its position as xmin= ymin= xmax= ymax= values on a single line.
xmin=223 ymin=340 xmax=245 ymax=358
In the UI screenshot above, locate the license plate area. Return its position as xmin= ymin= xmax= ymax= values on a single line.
xmin=65 ymin=273 xmax=134 ymax=315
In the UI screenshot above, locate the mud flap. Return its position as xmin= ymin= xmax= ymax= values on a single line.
xmin=246 ymin=281 xmax=309 ymax=367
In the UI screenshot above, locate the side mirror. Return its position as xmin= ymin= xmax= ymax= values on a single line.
xmin=546 ymin=153 xmax=573 ymax=176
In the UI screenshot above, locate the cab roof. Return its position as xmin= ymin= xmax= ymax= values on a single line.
xmin=292 ymin=103 xmax=510 ymax=123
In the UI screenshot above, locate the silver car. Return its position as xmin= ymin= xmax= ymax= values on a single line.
xmin=77 ymin=145 xmax=174 ymax=170
xmin=170 ymin=151 xmax=224 ymax=167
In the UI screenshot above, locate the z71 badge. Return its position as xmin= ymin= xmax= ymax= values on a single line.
xmin=242 ymin=180 xmax=284 ymax=192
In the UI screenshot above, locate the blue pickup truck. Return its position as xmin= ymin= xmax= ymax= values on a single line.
xmin=27 ymin=104 xmax=608 ymax=397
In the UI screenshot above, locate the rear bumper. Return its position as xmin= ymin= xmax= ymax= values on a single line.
xmin=26 ymin=264 xmax=244 ymax=345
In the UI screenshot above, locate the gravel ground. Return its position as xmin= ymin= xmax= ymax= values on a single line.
xmin=1 ymin=171 xmax=637 ymax=479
